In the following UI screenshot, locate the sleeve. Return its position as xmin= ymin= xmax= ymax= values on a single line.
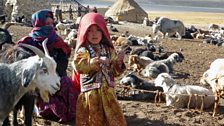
xmin=49 ymin=37 xmax=70 ymax=77
xmin=52 ymin=37 xmax=71 ymax=57
xmin=109 ymin=48 xmax=126 ymax=77
xmin=51 ymin=48 xmax=69 ymax=77
xmin=73 ymin=47 xmax=99 ymax=74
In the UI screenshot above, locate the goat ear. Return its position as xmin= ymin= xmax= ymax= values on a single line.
xmin=22 ymin=68 xmax=36 ymax=87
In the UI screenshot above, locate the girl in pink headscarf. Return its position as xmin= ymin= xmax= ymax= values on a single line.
xmin=72 ymin=12 xmax=127 ymax=126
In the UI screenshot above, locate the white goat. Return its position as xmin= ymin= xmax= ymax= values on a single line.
xmin=140 ymin=52 xmax=184 ymax=78
xmin=55 ymin=22 xmax=75 ymax=35
xmin=64 ymin=29 xmax=77 ymax=48
xmin=155 ymin=73 xmax=214 ymax=109
xmin=200 ymin=58 xmax=224 ymax=116
xmin=0 ymin=39 xmax=60 ymax=124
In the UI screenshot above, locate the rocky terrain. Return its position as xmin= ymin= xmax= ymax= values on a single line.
xmin=4 ymin=19 xmax=224 ymax=125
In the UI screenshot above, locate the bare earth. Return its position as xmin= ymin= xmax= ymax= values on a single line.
xmin=5 ymin=13 xmax=224 ymax=126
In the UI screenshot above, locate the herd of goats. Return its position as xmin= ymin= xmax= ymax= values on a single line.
xmin=0 ymin=15 xmax=224 ymax=125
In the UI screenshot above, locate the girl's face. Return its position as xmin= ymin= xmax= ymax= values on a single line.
xmin=45 ymin=17 xmax=54 ymax=27
xmin=87 ymin=25 xmax=102 ymax=45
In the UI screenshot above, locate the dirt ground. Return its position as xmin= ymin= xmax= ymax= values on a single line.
xmin=5 ymin=20 xmax=224 ymax=126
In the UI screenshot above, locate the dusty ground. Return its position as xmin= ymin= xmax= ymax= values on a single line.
xmin=4 ymin=17 xmax=224 ymax=126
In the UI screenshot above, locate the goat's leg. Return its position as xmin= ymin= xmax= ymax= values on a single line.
xmin=2 ymin=117 xmax=10 ymax=126
xmin=13 ymin=108 xmax=19 ymax=126
xmin=23 ymin=94 xmax=35 ymax=126
xmin=212 ymin=92 xmax=220 ymax=117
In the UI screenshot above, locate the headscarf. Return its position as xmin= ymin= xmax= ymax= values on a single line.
xmin=75 ymin=12 xmax=113 ymax=52
xmin=17 ymin=9 xmax=71 ymax=56
xmin=30 ymin=9 xmax=56 ymax=44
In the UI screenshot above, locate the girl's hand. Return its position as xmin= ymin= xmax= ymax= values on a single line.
xmin=115 ymin=48 xmax=128 ymax=67
xmin=90 ymin=57 xmax=101 ymax=70
xmin=117 ymin=50 xmax=125 ymax=61
xmin=90 ymin=57 xmax=100 ymax=64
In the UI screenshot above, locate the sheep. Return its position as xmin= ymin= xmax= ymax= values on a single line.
xmin=201 ymin=59 xmax=224 ymax=93
xmin=0 ymin=28 xmax=13 ymax=50
xmin=200 ymin=58 xmax=224 ymax=116
xmin=120 ymin=44 xmax=132 ymax=54
xmin=120 ymin=72 xmax=163 ymax=100
xmin=208 ymin=23 xmax=220 ymax=32
xmin=128 ymin=55 xmax=153 ymax=72
xmin=140 ymin=52 xmax=184 ymax=78
xmin=0 ymin=38 xmax=61 ymax=125
xmin=64 ymin=29 xmax=77 ymax=49
xmin=55 ymin=22 xmax=76 ymax=35
xmin=114 ymin=36 xmax=127 ymax=46
xmin=127 ymin=35 xmax=139 ymax=46
xmin=109 ymin=25 xmax=119 ymax=32
xmin=155 ymin=73 xmax=214 ymax=109
xmin=152 ymin=17 xmax=185 ymax=40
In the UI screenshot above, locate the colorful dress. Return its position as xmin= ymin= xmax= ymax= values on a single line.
xmin=74 ymin=43 xmax=127 ymax=126
xmin=17 ymin=9 xmax=79 ymax=122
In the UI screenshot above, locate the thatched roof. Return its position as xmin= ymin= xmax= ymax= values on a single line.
xmin=105 ymin=0 xmax=147 ymax=22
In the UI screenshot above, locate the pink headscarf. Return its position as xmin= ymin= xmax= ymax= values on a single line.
xmin=75 ymin=12 xmax=113 ymax=52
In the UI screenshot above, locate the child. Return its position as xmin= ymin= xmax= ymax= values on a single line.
xmin=17 ymin=9 xmax=79 ymax=123
xmin=73 ymin=12 xmax=127 ymax=126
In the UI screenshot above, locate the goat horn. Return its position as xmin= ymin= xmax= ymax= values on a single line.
xmin=42 ymin=38 xmax=50 ymax=57
xmin=18 ymin=43 xmax=45 ymax=57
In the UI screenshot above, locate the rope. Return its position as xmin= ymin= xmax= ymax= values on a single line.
xmin=117 ymin=84 xmax=215 ymax=97
xmin=116 ymin=84 xmax=214 ymax=112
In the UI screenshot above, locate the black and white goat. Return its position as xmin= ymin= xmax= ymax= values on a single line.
xmin=0 ymin=39 xmax=61 ymax=125
xmin=120 ymin=73 xmax=163 ymax=100
xmin=0 ymin=28 xmax=37 ymax=126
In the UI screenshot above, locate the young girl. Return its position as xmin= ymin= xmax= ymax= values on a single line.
xmin=17 ymin=9 xmax=79 ymax=123
xmin=73 ymin=12 xmax=127 ymax=126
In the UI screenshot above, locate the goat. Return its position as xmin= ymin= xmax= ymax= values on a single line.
xmin=1 ymin=44 xmax=36 ymax=126
xmin=200 ymin=58 xmax=224 ymax=116
xmin=155 ymin=73 xmax=214 ymax=109
xmin=128 ymin=55 xmax=153 ymax=72
xmin=64 ymin=29 xmax=77 ymax=49
xmin=208 ymin=23 xmax=220 ymax=32
xmin=0 ymin=28 xmax=13 ymax=50
xmin=2 ymin=46 xmax=38 ymax=126
xmin=120 ymin=72 xmax=163 ymax=100
xmin=114 ymin=36 xmax=127 ymax=46
xmin=0 ymin=39 xmax=61 ymax=125
xmin=140 ymin=52 xmax=184 ymax=78
xmin=152 ymin=17 xmax=185 ymax=40
xmin=55 ymin=22 xmax=76 ymax=35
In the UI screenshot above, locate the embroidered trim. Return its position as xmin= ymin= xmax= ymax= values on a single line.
xmin=80 ymin=43 xmax=114 ymax=92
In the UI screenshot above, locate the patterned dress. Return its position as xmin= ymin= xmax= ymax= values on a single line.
xmin=74 ymin=44 xmax=127 ymax=126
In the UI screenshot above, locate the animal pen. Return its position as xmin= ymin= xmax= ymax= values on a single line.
xmin=51 ymin=0 xmax=87 ymax=21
